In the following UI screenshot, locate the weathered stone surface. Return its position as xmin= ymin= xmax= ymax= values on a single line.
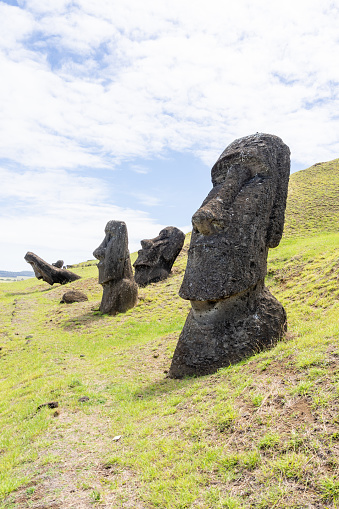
xmin=133 ymin=227 xmax=185 ymax=287
xmin=52 ymin=260 xmax=64 ymax=268
xmin=60 ymin=290 xmax=88 ymax=303
xmin=169 ymin=133 xmax=290 ymax=378
xmin=24 ymin=252 xmax=81 ymax=285
xmin=93 ymin=220 xmax=138 ymax=315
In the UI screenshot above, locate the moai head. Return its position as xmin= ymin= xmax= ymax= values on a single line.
xmin=180 ymin=133 xmax=290 ymax=301
xmin=133 ymin=226 xmax=185 ymax=286
xmin=93 ymin=220 xmax=129 ymax=285
xmin=52 ymin=260 xmax=64 ymax=268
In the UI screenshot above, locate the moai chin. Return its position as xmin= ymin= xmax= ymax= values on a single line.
xmin=169 ymin=133 xmax=290 ymax=378
xmin=93 ymin=220 xmax=138 ymax=315
xmin=133 ymin=226 xmax=185 ymax=287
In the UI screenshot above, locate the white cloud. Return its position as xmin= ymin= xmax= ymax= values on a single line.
xmin=0 ymin=166 xmax=165 ymax=270
xmin=1 ymin=0 xmax=339 ymax=269
xmin=1 ymin=0 xmax=339 ymax=169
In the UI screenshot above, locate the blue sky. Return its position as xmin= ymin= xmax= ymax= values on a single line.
xmin=0 ymin=0 xmax=338 ymax=270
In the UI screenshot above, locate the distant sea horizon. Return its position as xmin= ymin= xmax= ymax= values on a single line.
xmin=0 ymin=270 xmax=34 ymax=278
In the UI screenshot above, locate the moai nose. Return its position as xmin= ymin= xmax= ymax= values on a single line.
xmin=192 ymin=208 xmax=218 ymax=236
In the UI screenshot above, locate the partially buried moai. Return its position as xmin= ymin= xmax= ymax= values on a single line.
xmin=93 ymin=220 xmax=138 ymax=315
xmin=133 ymin=227 xmax=185 ymax=287
xmin=169 ymin=133 xmax=290 ymax=378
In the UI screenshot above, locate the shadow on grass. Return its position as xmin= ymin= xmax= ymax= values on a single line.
xmin=132 ymin=373 xmax=209 ymax=400
xmin=60 ymin=309 xmax=106 ymax=329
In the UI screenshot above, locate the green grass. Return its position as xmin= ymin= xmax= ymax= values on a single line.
xmin=0 ymin=161 xmax=338 ymax=508
xmin=284 ymin=158 xmax=339 ymax=238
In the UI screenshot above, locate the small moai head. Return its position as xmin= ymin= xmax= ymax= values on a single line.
xmin=180 ymin=133 xmax=290 ymax=302
xmin=93 ymin=220 xmax=128 ymax=285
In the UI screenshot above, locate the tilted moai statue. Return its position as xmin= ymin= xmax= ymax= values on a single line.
xmin=133 ymin=227 xmax=185 ymax=287
xmin=25 ymin=252 xmax=81 ymax=285
xmin=93 ymin=220 xmax=138 ymax=315
xmin=169 ymin=133 xmax=290 ymax=378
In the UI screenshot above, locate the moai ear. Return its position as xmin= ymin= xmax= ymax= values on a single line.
xmin=266 ymin=145 xmax=290 ymax=248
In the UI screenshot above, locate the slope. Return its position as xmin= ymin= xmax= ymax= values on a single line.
xmin=0 ymin=161 xmax=338 ymax=509
xmin=284 ymin=158 xmax=339 ymax=238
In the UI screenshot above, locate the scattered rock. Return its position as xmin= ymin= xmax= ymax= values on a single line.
xmin=112 ymin=435 xmax=121 ymax=441
xmin=37 ymin=401 xmax=59 ymax=411
xmin=60 ymin=290 xmax=88 ymax=304
xmin=169 ymin=133 xmax=290 ymax=378
xmin=78 ymin=396 xmax=90 ymax=402
xmin=93 ymin=220 xmax=138 ymax=315
xmin=133 ymin=227 xmax=185 ymax=287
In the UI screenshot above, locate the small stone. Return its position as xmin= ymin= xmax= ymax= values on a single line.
xmin=153 ymin=353 xmax=159 ymax=358
xmin=78 ymin=396 xmax=90 ymax=403
xmin=60 ymin=290 xmax=88 ymax=304
xmin=25 ymin=335 xmax=33 ymax=339
xmin=112 ymin=435 xmax=121 ymax=441
xmin=80 ymin=354 xmax=85 ymax=358
xmin=37 ymin=401 xmax=59 ymax=411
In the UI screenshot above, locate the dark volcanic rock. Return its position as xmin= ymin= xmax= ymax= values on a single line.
xmin=37 ymin=401 xmax=59 ymax=411
xmin=60 ymin=290 xmax=88 ymax=303
xmin=169 ymin=133 xmax=290 ymax=378
xmin=24 ymin=252 xmax=81 ymax=285
xmin=93 ymin=220 xmax=138 ymax=315
xmin=52 ymin=260 xmax=64 ymax=268
xmin=133 ymin=227 xmax=185 ymax=287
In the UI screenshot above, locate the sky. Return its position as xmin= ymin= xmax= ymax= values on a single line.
xmin=1 ymin=0 xmax=339 ymax=271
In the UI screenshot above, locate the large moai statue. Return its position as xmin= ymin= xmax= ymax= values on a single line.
xmin=93 ymin=220 xmax=138 ymax=315
xmin=133 ymin=227 xmax=185 ymax=287
xmin=169 ymin=133 xmax=290 ymax=378
xmin=24 ymin=252 xmax=81 ymax=285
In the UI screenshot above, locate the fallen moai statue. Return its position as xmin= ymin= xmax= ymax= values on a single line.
xmin=24 ymin=252 xmax=81 ymax=285
xmin=169 ymin=133 xmax=290 ymax=378
xmin=93 ymin=220 xmax=138 ymax=315
xmin=133 ymin=226 xmax=185 ymax=287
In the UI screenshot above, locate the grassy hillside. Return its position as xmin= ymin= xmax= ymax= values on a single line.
xmin=0 ymin=163 xmax=338 ymax=508
xmin=284 ymin=158 xmax=339 ymax=238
